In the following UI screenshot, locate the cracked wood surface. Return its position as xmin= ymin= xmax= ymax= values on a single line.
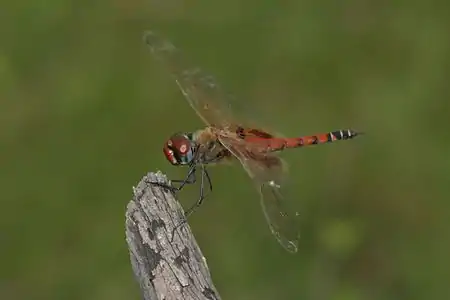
xmin=125 ymin=171 xmax=221 ymax=300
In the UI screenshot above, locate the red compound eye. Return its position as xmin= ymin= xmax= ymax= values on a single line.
xmin=163 ymin=133 xmax=194 ymax=165
xmin=163 ymin=144 xmax=178 ymax=165
xmin=178 ymin=143 xmax=188 ymax=154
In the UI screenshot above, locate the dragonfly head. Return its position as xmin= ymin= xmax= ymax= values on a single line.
xmin=163 ymin=133 xmax=196 ymax=166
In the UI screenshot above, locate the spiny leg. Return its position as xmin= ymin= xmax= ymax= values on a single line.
xmin=171 ymin=166 xmax=213 ymax=239
xmin=170 ymin=167 xmax=197 ymax=190
xmin=184 ymin=165 xmax=212 ymax=217
xmin=148 ymin=164 xmax=197 ymax=193
xmin=150 ymin=165 xmax=198 ymax=240
xmin=148 ymin=161 xmax=212 ymax=215
xmin=204 ymin=167 xmax=213 ymax=192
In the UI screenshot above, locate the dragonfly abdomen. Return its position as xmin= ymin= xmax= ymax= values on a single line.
xmin=258 ymin=129 xmax=361 ymax=152
xmin=329 ymin=129 xmax=360 ymax=141
xmin=293 ymin=129 xmax=360 ymax=148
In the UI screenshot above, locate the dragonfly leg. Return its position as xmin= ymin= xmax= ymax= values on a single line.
xmin=184 ymin=165 xmax=212 ymax=217
xmin=170 ymin=166 xmax=213 ymax=241
xmin=148 ymin=164 xmax=197 ymax=192
xmin=204 ymin=167 xmax=213 ymax=192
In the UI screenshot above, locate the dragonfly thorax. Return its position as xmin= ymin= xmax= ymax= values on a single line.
xmin=163 ymin=133 xmax=196 ymax=166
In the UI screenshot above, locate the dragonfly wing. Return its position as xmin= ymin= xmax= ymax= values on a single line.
xmin=144 ymin=31 xmax=237 ymax=128
xmin=218 ymin=135 xmax=300 ymax=253
xmin=260 ymin=179 xmax=300 ymax=253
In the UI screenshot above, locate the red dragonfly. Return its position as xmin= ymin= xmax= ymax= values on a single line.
xmin=145 ymin=31 xmax=361 ymax=253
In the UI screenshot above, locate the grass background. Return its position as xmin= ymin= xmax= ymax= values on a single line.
xmin=1 ymin=1 xmax=449 ymax=299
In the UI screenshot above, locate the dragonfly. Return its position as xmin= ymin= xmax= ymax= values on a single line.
xmin=145 ymin=31 xmax=361 ymax=253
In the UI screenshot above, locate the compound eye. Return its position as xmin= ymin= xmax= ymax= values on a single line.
xmin=163 ymin=133 xmax=196 ymax=166
xmin=171 ymin=135 xmax=191 ymax=155
xmin=178 ymin=143 xmax=188 ymax=154
xmin=163 ymin=145 xmax=179 ymax=165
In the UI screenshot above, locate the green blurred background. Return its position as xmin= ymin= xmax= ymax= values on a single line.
xmin=1 ymin=1 xmax=449 ymax=299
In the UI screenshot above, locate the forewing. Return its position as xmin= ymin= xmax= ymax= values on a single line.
xmin=144 ymin=31 xmax=237 ymax=128
xmin=218 ymin=135 xmax=300 ymax=253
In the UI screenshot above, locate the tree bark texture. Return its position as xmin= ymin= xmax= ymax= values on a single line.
xmin=125 ymin=171 xmax=221 ymax=300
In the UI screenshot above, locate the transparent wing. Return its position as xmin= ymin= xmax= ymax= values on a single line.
xmin=145 ymin=30 xmax=300 ymax=252
xmin=144 ymin=31 xmax=238 ymax=129
xmin=218 ymin=135 xmax=301 ymax=253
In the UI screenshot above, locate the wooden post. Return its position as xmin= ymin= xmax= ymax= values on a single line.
xmin=125 ymin=172 xmax=221 ymax=300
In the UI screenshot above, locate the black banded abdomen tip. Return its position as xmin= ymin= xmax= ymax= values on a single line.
xmin=331 ymin=129 xmax=363 ymax=140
